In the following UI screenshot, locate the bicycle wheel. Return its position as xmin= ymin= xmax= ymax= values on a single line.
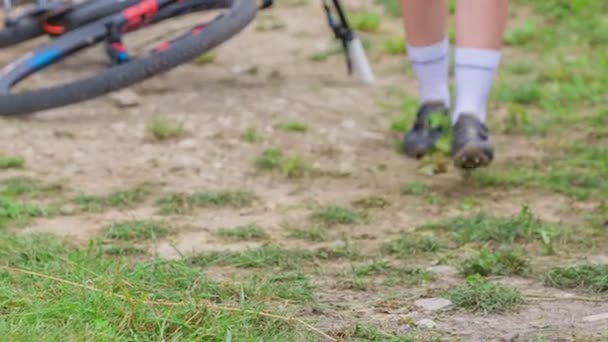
xmin=0 ymin=17 xmax=43 ymax=47
xmin=0 ymin=0 xmax=257 ymax=116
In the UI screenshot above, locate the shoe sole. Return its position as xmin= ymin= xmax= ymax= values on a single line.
xmin=452 ymin=143 xmax=493 ymax=170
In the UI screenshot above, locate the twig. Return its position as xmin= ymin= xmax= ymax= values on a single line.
xmin=525 ymin=294 xmax=606 ymax=303
xmin=0 ymin=266 xmax=336 ymax=341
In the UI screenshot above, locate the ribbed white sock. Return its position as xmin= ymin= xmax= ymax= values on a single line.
xmin=407 ymin=38 xmax=451 ymax=108
xmin=453 ymin=47 xmax=503 ymax=124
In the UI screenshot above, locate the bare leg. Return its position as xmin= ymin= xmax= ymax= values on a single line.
xmin=453 ymin=0 xmax=510 ymax=123
xmin=400 ymin=0 xmax=450 ymax=107
xmin=400 ymin=0 xmax=448 ymax=46
xmin=456 ymin=0 xmax=509 ymax=49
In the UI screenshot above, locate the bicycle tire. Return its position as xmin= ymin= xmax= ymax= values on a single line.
xmin=0 ymin=17 xmax=43 ymax=47
xmin=0 ymin=0 xmax=256 ymax=116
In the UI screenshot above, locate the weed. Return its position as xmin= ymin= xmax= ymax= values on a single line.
xmin=496 ymin=83 xmax=543 ymax=106
xmin=545 ymin=264 xmax=608 ymax=292
xmin=383 ymin=37 xmax=406 ymax=55
xmin=73 ymin=185 xmax=151 ymax=212
xmin=0 ymin=196 xmax=52 ymax=227
xmin=255 ymin=149 xmax=312 ymax=178
xmin=242 ymin=127 xmax=258 ymax=142
xmin=460 ymin=247 xmax=530 ymax=277
xmin=506 ymin=61 xmax=533 ymax=75
xmin=350 ymin=12 xmax=382 ymax=33
xmin=194 ymin=53 xmax=215 ymax=65
xmin=424 ymin=207 xmax=561 ymax=248
xmin=382 ymin=232 xmax=442 ymax=258
xmin=351 ymin=196 xmax=390 ymax=209
xmin=146 ymin=115 xmax=185 ymax=140
xmin=0 ymin=178 xmax=60 ymax=197
xmin=101 ymin=220 xmax=172 ymax=241
xmin=312 ymin=205 xmax=364 ymax=226
xmin=157 ymin=190 xmax=255 ymax=215
xmin=190 ymin=246 xmax=314 ymax=269
xmin=288 ymin=226 xmax=329 ymax=242
xmin=275 ymin=121 xmax=308 ymax=133
xmin=401 ymin=182 xmax=427 ymax=196
xmin=218 ymin=224 xmax=269 ymax=241
xmin=449 ymin=275 xmax=524 ymax=314
xmin=0 ymin=154 xmax=25 ymax=169
xmin=504 ymin=20 xmax=538 ymax=46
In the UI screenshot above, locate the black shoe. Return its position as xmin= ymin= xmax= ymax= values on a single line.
xmin=403 ymin=101 xmax=449 ymax=159
xmin=451 ymin=113 xmax=494 ymax=170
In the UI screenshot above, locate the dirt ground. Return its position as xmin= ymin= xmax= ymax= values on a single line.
xmin=1 ymin=1 xmax=607 ymax=341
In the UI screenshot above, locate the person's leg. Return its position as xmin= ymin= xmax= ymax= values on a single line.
xmin=400 ymin=0 xmax=450 ymax=107
xmin=451 ymin=0 xmax=510 ymax=169
xmin=400 ymin=0 xmax=451 ymax=158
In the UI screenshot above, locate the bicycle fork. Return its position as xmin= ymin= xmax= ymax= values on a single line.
xmin=322 ymin=0 xmax=375 ymax=84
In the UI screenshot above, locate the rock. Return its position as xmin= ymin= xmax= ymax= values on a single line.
xmin=414 ymin=298 xmax=453 ymax=311
xmin=426 ymin=265 xmax=458 ymax=277
xmin=582 ymin=312 xmax=608 ymax=322
xmin=109 ymin=89 xmax=140 ymax=108
xmin=415 ymin=319 xmax=437 ymax=330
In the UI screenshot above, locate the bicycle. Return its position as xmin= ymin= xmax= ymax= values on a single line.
xmin=0 ymin=0 xmax=374 ymax=116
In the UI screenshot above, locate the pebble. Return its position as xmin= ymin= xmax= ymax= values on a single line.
xmin=415 ymin=319 xmax=437 ymax=330
xmin=109 ymin=89 xmax=140 ymax=108
xmin=414 ymin=298 xmax=453 ymax=311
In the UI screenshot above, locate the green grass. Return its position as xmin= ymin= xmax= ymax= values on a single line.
xmin=348 ymin=259 xmax=435 ymax=289
xmin=157 ymin=190 xmax=256 ymax=215
xmin=189 ymin=246 xmax=314 ymax=269
xmin=0 ymin=233 xmax=316 ymax=340
xmin=101 ymin=220 xmax=173 ymax=241
xmin=349 ymin=11 xmax=382 ymax=33
xmin=0 ymin=178 xmax=61 ymax=198
xmin=449 ymin=275 xmax=524 ymax=314
xmin=383 ymin=36 xmax=406 ymax=55
xmin=423 ymin=207 xmax=562 ymax=251
xmin=255 ymin=149 xmax=312 ymax=178
xmin=73 ymin=185 xmax=152 ymax=212
xmin=218 ymin=224 xmax=269 ymax=241
xmin=146 ymin=115 xmax=185 ymax=140
xmin=242 ymin=127 xmax=258 ymax=142
xmin=0 ymin=196 xmax=52 ymax=228
xmin=288 ymin=226 xmax=329 ymax=242
xmin=459 ymin=247 xmax=530 ymax=277
xmin=275 ymin=121 xmax=308 ymax=133
xmin=545 ymin=264 xmax=608 ymax=292
xmin=311 ymin=205 xmax=364 ymax=226
xmin=401 ymin=182 xmax=427 ymax=196
xmin=194 ymin=52 xmax=216 ymax=65
xmin=0 ymin=154 xmax=25 ymax=169
xmin=382 ymin=232 xmax=442 ymax=258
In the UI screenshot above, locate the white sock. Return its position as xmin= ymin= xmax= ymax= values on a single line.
xmin=453 ymin=47 xmax=503 ymax=124
xmin=407 ymin=38 xmax=450 ymax=108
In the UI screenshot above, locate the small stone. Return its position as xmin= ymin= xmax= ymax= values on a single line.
xmin=341 ymin=119 xmax=356 ymax=129
xmin=415 ymin=319 xmax=437 ymax=330
xmin=109 ymin=89 xmax=140 ymax=108
xmin=414 ymin=298 xmax=453 ymax=311
xmin=582 ymin=312 xmax=608 ymax=322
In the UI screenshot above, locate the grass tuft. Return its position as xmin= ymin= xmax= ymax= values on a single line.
xmin=0 ymin=154 xmax=25 ymax=169
xmin=73 ymin=185 xmax=152 ymax=212
xmin=218 ymin=224 xmax=269 ymax=241
xmin=460 ymin=247 xmax=530 ymax=277
xmin=101 ymin=220 xmax=173 ymax=241
xmin=382 ymin=232 xmax=442 ymax=258
xmin=0 ymin=178 xmax=60 ymax=197
xmin=349 ymin=12 xmax=382 ymax=33
xmin=146 ymin=115 xmax=185 ymax=140
xmin=311 ymin=205 xmax=364 ymax=226
xmin=255 ymin=149 xmax=312 ymax=178
xmin=288 ymin=226 xmax=329 ymax=242
xmin=275 ymin=121 xmax=308 ymax=133
xmin=158 ymin=190 xmax=256 ymax=215
xmin=545 ymin=264 xmax=608 ymax=293
xmin=449 ymin=275 xmax=524 ymax=314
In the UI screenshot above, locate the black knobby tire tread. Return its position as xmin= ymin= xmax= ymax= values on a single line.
xmin=0 ymin=18 xmax=43 ymax=47
xmin=0 ymin=0 xmax=256 ymax=116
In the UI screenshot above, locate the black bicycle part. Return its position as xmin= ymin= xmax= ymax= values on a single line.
xmin=0 ymin=0 xmax=256 ymax=116
xmin=322 ymin=0 xmax=354 ymax=74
